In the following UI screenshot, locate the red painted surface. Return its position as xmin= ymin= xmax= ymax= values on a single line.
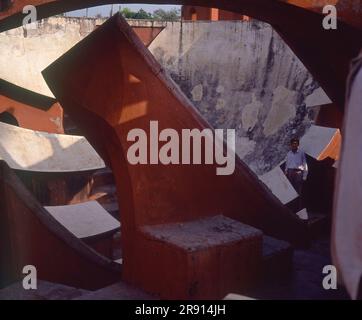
xmin=316 ymin=103 xmax=344 ymax=129
xmin=182 ymin=5 xmax=248 ymax=21
xmin=135 ymin=222 xmax=262 ymax=299
xmin=181 ymin=5 xmax=214 ymax=20
xmin=0 ymin=161 xmax=121 ymax=290
xmin=0 ymin=80 xmax=64 ymax=133
xmin=0 ymin=96 xmax=63 ymax=133
xmin=210 ymin=8 xmax=219 ymax=21
xmin=219 ymin=9 xmax=248 ymax=21
xmin=43 ymin=14 xmax=306 ymax=298
xmin=132 ymin=26 xmax=164 ymax=47
xmin=0 ymin=0 xmax=358 ymax=296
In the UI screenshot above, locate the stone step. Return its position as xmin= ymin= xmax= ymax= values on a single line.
xmin=224 ymin=293 xmax=255 ymax=300
xmin=0 ymin=280 xmax=89 ymax=300
xmin=140 ymin=215 xmax=263 ymax=299
xmin=45 ymin=201 xmax=120 ymax=259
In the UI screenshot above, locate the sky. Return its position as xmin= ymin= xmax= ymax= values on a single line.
xmin=67 ymin=4 xmax=181 ymax=17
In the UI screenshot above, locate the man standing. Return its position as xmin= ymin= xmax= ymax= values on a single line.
xmin=284 ymin=138 xmax=308 ymax=197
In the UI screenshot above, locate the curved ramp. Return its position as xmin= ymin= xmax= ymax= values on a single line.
xmin=0 ymin=79 xmax=63 ymax=133
xmin=43 ymin=13 xmax=306 ymax=298
xmin=45 ymin=201 xmax=120 ymax=240
xmin=0 ymin=161 xmax=121 ymax=290
xmin=0 ymin=122 xmax=105 ymax=172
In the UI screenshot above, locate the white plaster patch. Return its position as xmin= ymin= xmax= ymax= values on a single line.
xmin=241 ymin=94 xmax=262 ymax=131
xmin=191 ymin=84 xmax=203 ymax=102
xmin=235 ymin=136 xmax=256 ymax=159
xmin=50 ymin=117 xmax=62 ymax=130
xmin=216 ymin=85 xmax=225 ymax=94
xmin=263 ymin=86 xmax=297 ymax=136
xmin=215 ymin=98 xmax=226 ymax=110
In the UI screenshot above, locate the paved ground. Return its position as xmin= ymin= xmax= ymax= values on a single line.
xmin=244 ymin=233 xmax=350 ymax=300
xmin=0 ymin=281 xmax=88 ymax=300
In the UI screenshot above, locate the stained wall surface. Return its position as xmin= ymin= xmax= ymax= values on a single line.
xmin=149 ymin=20 xmax=331 ymax=174
xmin=0 ymin=17 xmax=331 ymax=174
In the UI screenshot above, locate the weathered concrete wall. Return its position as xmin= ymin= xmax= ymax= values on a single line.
xmin=0 ymin=17 xmax=167 ymax=96
xmin=0 ymin=17 xmax=330 ymax=175
xmin=0 ymin=121 xmax=105 ymax=172
xmin=149 ymin=20 xmax=330 ymax=174
xmin=0 ymin=16 xmax=106 ymax=97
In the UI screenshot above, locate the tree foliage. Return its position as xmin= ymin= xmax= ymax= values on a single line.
xmin=120 ymin=7 xmax=180 ymax=21
xmin=152 ymin=8 xmax=181 ymax=21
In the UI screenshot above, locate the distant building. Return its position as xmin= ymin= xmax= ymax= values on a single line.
xmin=181 ymin=5 xmax=250 ymax=21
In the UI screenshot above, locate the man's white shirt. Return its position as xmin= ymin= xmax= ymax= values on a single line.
xmin=285 ymin=149 xmax=308 ymax=180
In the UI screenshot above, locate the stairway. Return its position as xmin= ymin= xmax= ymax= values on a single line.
xmin=90 ymin=167 xmax=120 ymax=220
xmin=0 ymin=235 xmax=293 ymax=300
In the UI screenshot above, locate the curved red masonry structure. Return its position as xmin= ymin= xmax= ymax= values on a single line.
xmin=0 ymin=161 xmax=121 ymax=290
xmin=43 ymin=13 xmax=307 ymax=298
